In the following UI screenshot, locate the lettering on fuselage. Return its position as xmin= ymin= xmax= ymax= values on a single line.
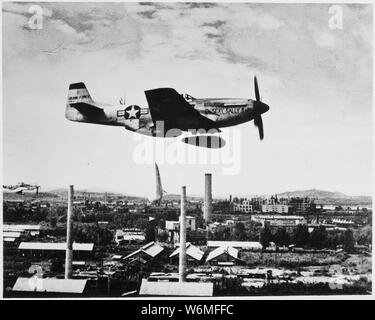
xmin=205 ymin=106 xmax=248 ymax=115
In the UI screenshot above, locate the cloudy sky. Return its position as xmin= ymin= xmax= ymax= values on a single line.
xmin=2 ymin=2 xmax=372 ymax=198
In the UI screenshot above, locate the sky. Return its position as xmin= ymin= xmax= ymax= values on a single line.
xmin=2 ymin=2 xmax=373 ymax=199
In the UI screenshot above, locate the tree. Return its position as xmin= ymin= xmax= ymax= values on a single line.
xmin=157 ymin=230 xmax=169 ymax=242
xmin=145 ymin=221 xmax=156 ymax=243
xmin=343 ymin=229 xmax=355 ymax=253
xmin=231 ymin=222 xmax=247 ymax=241
xmin=246 ymin=221 xmax=262 ymax=241
xmin=260 ymin=224 xmax=273 ymax=248
xmin=274 ymin=228 xmax=290 ymax=246
xmin=292 ymin=225 xmax=310 ymax=247
xmin=309 ymin=226 xmax=327 ymax=249
xmin=354 ymin=225 xmax=372 ymax=246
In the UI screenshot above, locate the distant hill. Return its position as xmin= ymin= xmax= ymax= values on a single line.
xmin=277 ymin=189 xmax=372 ymax=206
xmin=163 ymin=194 xmax=203 ymax=202
xmin=278 ymin=189 xmax=349 ymax=199
xmin=3 ymin=188 xmax=147 ymax=202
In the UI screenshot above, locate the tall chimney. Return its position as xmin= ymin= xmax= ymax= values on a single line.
xmin=65 ymin=185 xmax=74 ymax=279
xmin=179 ymin=186 xmax=187 ymax=282
xmin=204 ymin=173 xmax=212 ymax=223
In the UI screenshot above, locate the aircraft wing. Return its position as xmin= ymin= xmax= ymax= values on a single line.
xmin=144 ymin=88 xmax=219 ymax=131
xmin=70 ymin=102 xmax=105 ymax=119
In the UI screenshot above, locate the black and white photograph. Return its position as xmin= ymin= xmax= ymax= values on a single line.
xmin=1 ymin=1 xmax=373 ymax=299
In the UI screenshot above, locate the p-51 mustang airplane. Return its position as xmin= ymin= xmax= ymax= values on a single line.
xmin=3 ymin=182 xmax=40 ymax=195
xmin=65 ymin=77 xmax=269 ymax=148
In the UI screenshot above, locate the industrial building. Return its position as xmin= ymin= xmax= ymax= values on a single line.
xmin=251 ymin=215 xmax=306 ymax=227
xmin=207 ymin=241 xmax=263 ymax=251
xmin=169 ymin=242 xmax=205 ymax=265
xmin=124 ymin=241 xmax=164 ymax=263
xmin=4 ymin=224 xmax=41 ymax=236
xmin=115 ymin=228 xmax=145 ymax=245
xmin=18 ymin=242 xmax=94 ymax=259
xmin=206 ymin=246 xmax=240 ymax=266
xmin=12 ymin=276 xmax=89 ymax=296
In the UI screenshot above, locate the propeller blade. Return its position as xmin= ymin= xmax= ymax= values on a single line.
xmin=254 ymin=76 xmax=260 ymax=101
xmin=254 ymin=115 xmax=264 ymax=140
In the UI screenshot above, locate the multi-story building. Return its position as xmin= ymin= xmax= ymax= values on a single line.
xmin=289 ymin=197 xmax=316 ymax=213
xmin=251 ymin=215 xmax=306 ymax=227
xmin=261 ymin=204 xmax=289 ymax=214
xmin=233 ymin=199 xmax=253 ymax=213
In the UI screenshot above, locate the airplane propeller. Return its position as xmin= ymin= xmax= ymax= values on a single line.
xmin=253 ymin=76 xmax=267 ymax=140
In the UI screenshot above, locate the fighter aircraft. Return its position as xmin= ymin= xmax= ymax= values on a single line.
xmin=65 ymin=77 xmax=269 ymax=148
xmin=3 ymin=182 xmax=40 ymax=195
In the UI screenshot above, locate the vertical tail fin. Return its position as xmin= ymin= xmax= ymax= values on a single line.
xmin=67 ymin=82 xmax=94 ymax=105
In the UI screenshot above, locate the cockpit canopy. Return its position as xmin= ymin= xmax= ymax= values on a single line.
xmin=182 ymin=93 xmax=195 ymax=102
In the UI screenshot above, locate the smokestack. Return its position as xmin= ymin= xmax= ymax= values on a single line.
xmin=204 ymin=173 xmax=212 ymax=223
xmin=65 ymin=185 xmax=74 ymax=279
xmin=179 ymin=186 xmax=187 ymax=282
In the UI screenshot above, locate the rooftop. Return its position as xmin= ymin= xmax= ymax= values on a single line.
xmin=170 ymin=243 xmax=205 ymax=261
xmin=13 ymin=277 xmax=88 ymax=294
xmin=206 ymin=246 xmax=239 ymax=262
xmin=124 ymin=241 xmax=164 ymax=260
xmin=139 ymin=279 xmax=213 ymax=296
xmin=18 ymin=242 xmax=94 ymax=251
xmin=207 ymin=241 xmax=262 ymax=250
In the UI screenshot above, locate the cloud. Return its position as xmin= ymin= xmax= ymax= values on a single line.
xmin=315 ymin=32 xmax=336 ymax=47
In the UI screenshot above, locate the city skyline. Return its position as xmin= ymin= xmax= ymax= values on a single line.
xmin=3 ymin=3 xmax=372 ymax=199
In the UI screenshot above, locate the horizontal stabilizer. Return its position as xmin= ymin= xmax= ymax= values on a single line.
xmin=70 ymin=102 xmax=105 ymax=118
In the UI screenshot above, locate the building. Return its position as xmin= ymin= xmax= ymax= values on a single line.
xmin=261 ymin=204 xmax=289 ymax=214
xmin=289 ymin=197 xmax=316 ymax=213
xmin=123 ymin=241 xmax=164 ymax=263
xmin=12 ymin=276 xmax=88 ymax=295
xmin=115 ymin=228 xmax=145 ymax=245
xmin=4 ymin=224 xmax=41 ymax=236
xmin=251 ymin=215 xmax=306 ymax=227
xmin=233 ymin=199 xmax=253 ymax=213
xmin=165 ymin=216 xmax=196 ymax=231
xmin=166 ymin=216 xmax=197 ymax=244
xmin=169 ymin=243 xmax=205 ymax=265
xmin=206 ymin=246 xmax=240 ymax=266
xmin=207 ymin=241 xmax=262 ymax=251
xmin=18 ymin=242 xmax=94 ymax=259
xmin=139 ymin=279 xmax=213 ymax=296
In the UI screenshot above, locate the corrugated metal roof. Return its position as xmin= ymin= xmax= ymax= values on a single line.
xmin=169 ymin=243 xmax=204 ymax=261
xmin=12 ymin=277 xmax=87 ymax=293
xmin=139 ymin=279 xmax=213 ymax=296
xmin=206 ymin=246 xmax=239 ymax=262
xmin=124 ymin=241 xmax=164 ymax=259
xmin=18 ymin=242 xmax=94 ymax=251
xmin=207 ymin=241 xmax=262 ymax=250
xmin=4 ymin=237 xmax=16 ymax=242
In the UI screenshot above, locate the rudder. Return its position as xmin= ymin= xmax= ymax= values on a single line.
xmin=67 ymin=82 xmax=94 ymax=105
